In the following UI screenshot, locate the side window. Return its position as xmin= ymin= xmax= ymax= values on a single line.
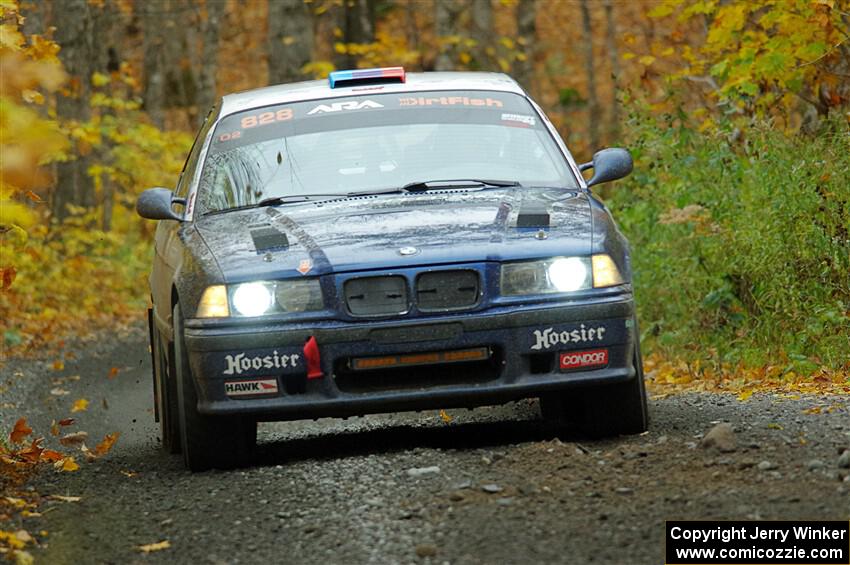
xmin=174 ymin=106 xmax=217 ymax=200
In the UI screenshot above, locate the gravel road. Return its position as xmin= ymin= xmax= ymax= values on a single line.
xmin=2 ymin=325 xmax=848 ymax=564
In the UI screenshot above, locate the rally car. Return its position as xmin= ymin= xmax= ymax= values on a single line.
xmin=138 ymin=67 xmax=648 ymax=471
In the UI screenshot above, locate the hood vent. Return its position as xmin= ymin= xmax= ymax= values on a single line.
xmin=250 ymin=224 xmax=289 ymax=253
xmin=515 ymin=201 xmax=550 ymax=228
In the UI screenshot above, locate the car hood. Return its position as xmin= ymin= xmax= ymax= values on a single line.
xmin=195 ymin=188 xmax=593 ymax=281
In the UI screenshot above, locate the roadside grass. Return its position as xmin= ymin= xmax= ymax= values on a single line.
xmin=609 ymin=113 xmax=850 ymax=386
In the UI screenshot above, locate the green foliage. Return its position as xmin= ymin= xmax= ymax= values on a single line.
xmin=648 ymin=0 xmax=847 ymax=123
xmin=608 ymin=109 xmax=850 ymax=373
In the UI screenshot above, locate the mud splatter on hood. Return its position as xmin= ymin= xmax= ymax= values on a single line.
xmin=194 ymin=188 xmax=592 ymax=282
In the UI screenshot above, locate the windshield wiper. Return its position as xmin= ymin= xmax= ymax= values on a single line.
xmin=256 ymin=193 xmax=346 ymax=207
xmin=402 ymin=179 xmax=521 ymax=192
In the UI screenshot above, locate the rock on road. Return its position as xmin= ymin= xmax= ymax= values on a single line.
xmin=2 ymin=326 xmax=848 ymax=564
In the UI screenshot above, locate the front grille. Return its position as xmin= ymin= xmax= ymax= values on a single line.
xmin=344 ymin=276 xmax=408 ymax=316
xmin=416 ymin=270 xmax=480 ymax=312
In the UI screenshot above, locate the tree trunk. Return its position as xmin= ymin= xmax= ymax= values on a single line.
xmin=141 ymin=0 xmax=166 ymax=127
xmin=333 ymin=0 xmax=375 ymax=70
xmin=514 ymin=0 xmax=537 ymax=93
xmin=52 ymin=0 xmax=95 ymax=220
xmin=405 ymin=0 xmax=421 ymax=68
xmin=469 ymin=0 xmax=492 ymax=70
xmin=20 ymin=0 xmax=46 ymax=38
xmin=580 ymin=0 xmax=600 ymax=152
xmin=197 ymin=0 xmax=225 ymax=121
xmin=434 ymin=0 xmax=463 ymax=71
xmin=603 ymin=0 xmax=620 ymax=140
xmin=267 ymin=0 xmax=313 ymax=84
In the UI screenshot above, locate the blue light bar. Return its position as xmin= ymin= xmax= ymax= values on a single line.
xmin=328 ymin=67 xmax=406 ymax=88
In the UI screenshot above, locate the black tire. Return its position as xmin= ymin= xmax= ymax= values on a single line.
xmin=540 ymin=318 xmax=649 ymax=437
xmin=152 ymin=322 xmax=181 ymax=454
xmin=173 ymin=303 xmax=256 ymax=471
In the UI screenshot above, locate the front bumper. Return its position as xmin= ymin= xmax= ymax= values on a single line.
xmin=183 ymin=293 xmax=638 ymax=420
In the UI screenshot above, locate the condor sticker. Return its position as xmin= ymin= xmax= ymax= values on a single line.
xmin=225 ymin=378 xmax=279 ymax=397
xmin=560 ymin=349 xmax=609 ymax=371
xmin=525 ymin=319 xmax=626 ymax=352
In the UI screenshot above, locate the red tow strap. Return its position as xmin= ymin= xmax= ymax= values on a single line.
xmin=303 ymin=336 xmax=323 ymax=379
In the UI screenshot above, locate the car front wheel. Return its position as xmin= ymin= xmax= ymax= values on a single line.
xmin=540 ymin=318 xmax=649 ymax=437
xmin=152 ymin=321 xmax=181 ymax=454
xmin=173 ymin=302 xmax=256 ymax=471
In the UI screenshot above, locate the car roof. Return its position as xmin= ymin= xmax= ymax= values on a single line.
xmin=219 ymin=71 xmax=526 ymax=118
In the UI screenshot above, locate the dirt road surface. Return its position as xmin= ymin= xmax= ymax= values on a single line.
xmin=2 ymin=326 xmax=848 ymax=564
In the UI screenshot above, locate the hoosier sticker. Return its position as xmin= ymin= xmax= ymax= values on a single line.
xmin=225 ymin=378 xmax=279 ymax=397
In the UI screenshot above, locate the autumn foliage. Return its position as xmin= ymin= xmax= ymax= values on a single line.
xmin=1 ymin=0 xmax=848 ymax=371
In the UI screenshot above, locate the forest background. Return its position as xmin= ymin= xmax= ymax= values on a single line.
xmin=1 ymin=0 xmax=849 ymax=395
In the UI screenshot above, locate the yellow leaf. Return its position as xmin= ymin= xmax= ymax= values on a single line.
xmin=91 ymin=72 xmax=110 ymax=87
xmin=638 ymin=55 xmax=656 ymax=66
xmin=622 ymin=52 xmax=636 ymax=60
xmin=52 ymin=360 xmax=64 ymax=371
xmin=767 ymin=423 xmax=783 ymax=430
xmin=54 ymin=456 xmax=79 ymax=472
xmin=459 ymin=52 xmax=471 ymax=65
xmin=138 ymin=540 xmax=171 ymax=553
xmin=736 ymin=389 xmax=753 ymax=402
xmin=49 ymin=495 xmax=82 ymax=503
xmin=439 ymin=409 xmax=452 ymax=423
xmin=71 ymin=398 xmax=88 ymax=413
xmin=14 ymin=549 xmax=34 ymax=565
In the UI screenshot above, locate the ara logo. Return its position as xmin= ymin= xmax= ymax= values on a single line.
xmin=530 ymin=324 xmax=607 ymax=351
xmin=224 ymin=378 xmax=278 ymax=397
xmin=307 ymin=100 xmax=384 ymax=115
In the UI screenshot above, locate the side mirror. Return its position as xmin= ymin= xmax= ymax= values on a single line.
xmin=136 ymin=188 xmax=183 ymax=221
xmin=579 ymin=148 xmax=633 ymax=187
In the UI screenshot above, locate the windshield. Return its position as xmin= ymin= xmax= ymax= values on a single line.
xmin=198 ymin=90 xmax=577 ymax=213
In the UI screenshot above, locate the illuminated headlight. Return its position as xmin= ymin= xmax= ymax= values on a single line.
xmin=232 ymin=282 xmax=274 ymax=317
xmin=196 ymin=279 xmax=324 ymax=318
xmin=500 ymin=257 xmax=591 ymax=295
xmin=500 ymin=254 xmax=625 ymax=296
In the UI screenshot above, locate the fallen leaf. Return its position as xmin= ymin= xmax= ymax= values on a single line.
xmin=120 ymin=470 xmax=137 ymax=478
xmin=15 ymin=550 xmax=34 ymax=565
xmin=40 ymin=449 xmax=64 ymax=462
xmin=439 ymin=409 xmax=452 ymax=423
xmin=9 ymin=418 xmax=32 ymax=444
xmin=49 ymin=388 xmax=70 ymax=396
xmin=58 ymin=431 xmax=88 ymax=447
xmin=52 ymin=360 xmax=64 ymax=371
xmin=767 ymin=423 xmax=783 ymax=430
xmin=54 ymin=457 xmax=79 ymax=472
xmin=107 ymin=367 xmax=119 ymax=379
xmin=71 ymin=399 xmax=88 ymax=413
xmin=58 ymin=418 xmax=75 ymax=426
xmin=94 ymin=432 xmax=119 ymax=456
xmin=736 ymin=389 xmax=754 ymax=402
xmin=50 ymin=420 xmax=60 ymax=436
xmin=49 ymin=495 xmax=81 ymax=503
xmin=14 ymin=530 xmax=33 ymax=544
xmin=138 ymin=540 xmax=171 ymax=553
